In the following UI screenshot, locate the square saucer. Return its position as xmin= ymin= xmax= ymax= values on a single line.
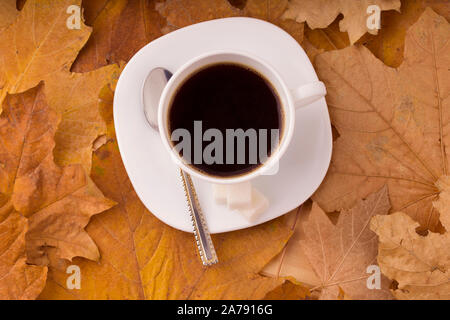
xmin=113 ymin=17 xmax=332 ymax=233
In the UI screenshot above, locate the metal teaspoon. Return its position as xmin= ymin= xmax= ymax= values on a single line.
xmin=142 ymin=67 xmax=218 ymax=266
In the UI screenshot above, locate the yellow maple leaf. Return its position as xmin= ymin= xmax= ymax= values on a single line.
xmin=0 ymin=83 xmax=114 ymax=267
xmin=0 ymin=0 xmax=17 ymax=31
xmin=0 ymin=0 xmax=120 ymax=171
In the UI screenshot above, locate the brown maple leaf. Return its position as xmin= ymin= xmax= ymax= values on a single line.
xmin=0 ymin=83 xmax=115 ymax=266
xmin=156 ymin=0 xmax=304 ymax=43
xmin=0 ymin=0 xmax=120 ymax=171
xmin=301 ymin=186 xmax=393 ymax=299
xmin=0 ymin=0 xmax=17 ymax=31
xmin=312 ymin=8 xmax=450 ymax=232
xmin=282 ymin=0 xmax=400 ymax=44
xmin=264 ymin=188 xmax=394 ymax=300
xmin=72 ymin=0 xmax=305 ymax=71
xmin=156 ymin=0 xmax=240 ymax=29
xmin=0 ymin=201 xmax=47 ymax=300
xmin=371 ymin=211 xmax=450 ymax=299
xmin=361 ymin=0 xmax=450 ymax=67
xmin=304 ymin=16 xmax=350 ymax=54
xmin=241 ymin=0 xmax=304 ymax=44
xmin=72 ymin=0 xmax=166 ymax=72
xmin=73 ymin=0 xmax=304 ymax=74
xmin=262 ymin=203 xmax=322 ymax=287
xmin=263 ymin=278 xmax=310 ymax=300
xmin=433 ymin=175 xmax=450 ymax=232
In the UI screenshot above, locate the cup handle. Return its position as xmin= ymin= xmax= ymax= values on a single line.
xmin=291 ymin=81 xmax=326 ymax=110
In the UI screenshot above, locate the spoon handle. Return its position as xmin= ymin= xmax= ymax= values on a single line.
xmin=180 ymin=169 xmax=218 ymax=266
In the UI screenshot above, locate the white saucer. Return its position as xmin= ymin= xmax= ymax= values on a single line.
xmin=114 ymin=17 xmax=332 ymax=233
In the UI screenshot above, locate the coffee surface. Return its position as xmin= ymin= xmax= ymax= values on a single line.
xmin=168 ymin=63 xmax=282 ymax=177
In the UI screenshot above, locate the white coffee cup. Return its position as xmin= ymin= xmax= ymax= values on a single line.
xmin=158 ymin=50 xmax=326 ymax=185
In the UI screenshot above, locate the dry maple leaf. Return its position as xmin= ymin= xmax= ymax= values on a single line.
xmin=282 ymin=0 xmax=400 ymax=44
xmin=0 ymin=83 xmax=115 ymax=266
xmin=156 ymin=0 xmax=240 ymax=29
xmin=263 ymin=278 xmax=310 ymax=300
xmin=0 ymin=0 xmax=120 ymax=171
xmin=361 ymin=0 xmax=450 ymax=67
xmin=39 ymin=139 xmax=292 ymax=299
xmin=371 ymin=211 xmax=450 ymax=299
xmin=72 ymin=0 xmax=304 ymax=74
xmin=0 ymin=0 xmax=18 ymax=31
xmin=48 ymin=66 xmax=121 ymax=171
xmin=304 ymin=17 xmax=350 ymax=53
xmin=0 ymin=0 xmax=90 ymax=104
xmin=242 ymin=0 xmax=304 ymax=44
xmin=262 ymin=203 xmax=321 ymax=287
xmin=312 ymin=8 xmax=450 ymax=232
xmin=301 ymin=39 xmax=325 ymax=65
xmin=300 ymin=186 xmax=393 ymax=299
xmin=0 ymin=201 xmax=47 ymax=300
xmin=433 ymin=176 xmax=450 ymax=232
xmin=155 ymin=0 xmax=304 ymax=43
xmin=72 ymin=0 xmax=165 ymax=72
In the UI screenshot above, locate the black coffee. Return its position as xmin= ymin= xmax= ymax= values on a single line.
xmin=168 ymin=63 xmax=282 ymax=177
